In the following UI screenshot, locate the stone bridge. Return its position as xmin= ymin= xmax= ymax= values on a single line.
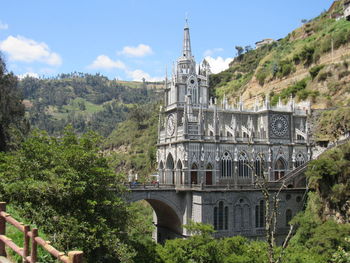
xmin=126 ymin=187 xmax=193 ymax=243
xmin=125 ymin=183 xmax=307 ymax=244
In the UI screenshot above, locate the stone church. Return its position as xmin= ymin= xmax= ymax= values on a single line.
xmin=154 ymin=22 xmax=310 ymax=240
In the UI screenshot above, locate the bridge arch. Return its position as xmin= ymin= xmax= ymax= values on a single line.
xmin=128 ymin=191 xmax=183 ymax=243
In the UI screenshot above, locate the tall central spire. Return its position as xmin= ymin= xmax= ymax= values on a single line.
xmin=182 ymin=18 xmax=192 ymax=58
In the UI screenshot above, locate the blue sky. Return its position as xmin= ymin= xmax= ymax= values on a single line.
xmin=0 ymin=0 xmax=334 ymax=81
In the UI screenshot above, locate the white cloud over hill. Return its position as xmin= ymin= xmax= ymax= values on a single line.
xmin=204 ymin=56 xmax=233 ymax=74
xmin=0 ymin=35 xmax=62 ymax=66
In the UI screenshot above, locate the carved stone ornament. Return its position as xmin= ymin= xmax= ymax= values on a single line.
xmin=215 ymin=147 xmax=220 ymax=162
xmin=271 ymin=114 xmax=288 ymax=137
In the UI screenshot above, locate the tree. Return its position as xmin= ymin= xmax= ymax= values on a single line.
xmin=235 ymin=46 xmax=244 ymax=57
xmin=0 ymin=128 xmax=135 ymax=262
xmin=156 ymin=221 xmax=268 ymax=263
xmin=245 ymin=45 xmax=253 ymax=53
xmin=245 ymin=152 xmax=295 ymax=263
xmin=0 ymin=53 xmax=29 ymax=151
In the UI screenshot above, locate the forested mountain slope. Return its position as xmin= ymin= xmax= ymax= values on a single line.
xmin=210 ymin=0 xmax=350 ymax=109
xmin=19 ymin=73 xmax=162 ymax=136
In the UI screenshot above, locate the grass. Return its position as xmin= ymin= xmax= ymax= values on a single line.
xmin=51 ymin=98 xmax=105 ymax=120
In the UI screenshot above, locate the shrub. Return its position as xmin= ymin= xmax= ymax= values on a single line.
xmin=276 ymin=60 xmax=296 ymax=78
xmin=256 ymin=70 xmax=268 ymax=85
xmin=338 ymin=70 xmax=350 ymax=80
xmin=300 ymin=45 xmax=315 ymax=66
xmin=309 ymin=65 xmax=325 ymax=80
xmin=318 ymin=71 xmax=332 ymax=82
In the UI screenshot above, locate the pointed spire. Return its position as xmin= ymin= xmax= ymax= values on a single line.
xmin=182 ymin=17 xmax=192 ymax=58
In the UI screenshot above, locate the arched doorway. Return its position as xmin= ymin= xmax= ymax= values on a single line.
xmin=176 ymin=160 xmax=183 ymax=185
xmin=166 ymin=154 xmax=175 ymax=185
xmin=206 ymin=163 xmax=213 ymax=185
xmin=274 ymin=158 xmax=286 ymax=180
xmin=191 ymin=163 xmax=198 ymax=185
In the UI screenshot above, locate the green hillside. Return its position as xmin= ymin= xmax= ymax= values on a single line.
xmin=211 ymin=0 xmax=350 ymax=108
xmin=19 ymin=73 xmax=161 ymax=136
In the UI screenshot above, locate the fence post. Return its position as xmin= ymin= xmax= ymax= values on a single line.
xmin=23 ymin=225 xmax=30 ymax=263
xmin=0 ymin=202 xmax=6 ymax=257
xmin=31 ymin=228 xmax=38 ymax=263
xmin=68 ymin=251 xmax=83 ymax=263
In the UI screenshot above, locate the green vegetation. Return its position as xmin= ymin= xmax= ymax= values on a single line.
xmin=105 ymin=103 xmax=159 ymax=179
xmin=316 ymin=107 xmax=350 ymax=141
xmin=0 ymin=129 xmax=134 ymax=263
xmin=309 ymin=65 xmax=325 ymax=79
xmin=284 ymin=141 xmax=350 ymax=263
xmin=210 ymin=1 xmax=350 ymax=105
xmin=157 ymin=222 xmax=267 ymax=263
xmin=20 ymin=73 xmax=159 ymax=137
xmin=270 ymin=78 xmax=320 ymax=105
xmin=0 ymin=54 xmax=29 ymax=152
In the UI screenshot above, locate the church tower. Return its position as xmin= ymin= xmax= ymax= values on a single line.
xmin=164 ymin=20 xmax=210 ymax=108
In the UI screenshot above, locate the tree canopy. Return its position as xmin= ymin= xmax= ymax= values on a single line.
xmin=0 ymin=53 xmax=29 ymax=151
xmin=0 ymin=128 xmax=135 ymax=262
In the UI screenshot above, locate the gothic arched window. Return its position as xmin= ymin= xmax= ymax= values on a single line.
xmin=255 ymin=155 xmax=264 ymax=177
xmin=177 ymin=160 xmax=183 ymax=185
xmin=166 ymin=154 xmax=175 ymax=184
xmin=191 ymin=163 xmax=198 ymax=185
xmin=255 ymin=200 xmax=265 ymax=228
xmin=214 ymin=201 xmax=228 ymax=230
xmin=238 ymin=152 xmax=249 ymax=177
xmin=159 ymin=161 xmax=164 ymax=184
xmin=274 ymin=157 xmax=286 ymax=180
xmin=295 ymin=153 xmax=305 ymax=168
xmin=286 ymin=209 xmax=292 ymax=226
xmin=221 ymin=152 xmax=232 ymax=178
xmin=206 ymin=163 xmax=213 ymax=185
xmin=234 ymin=198 xmax=251 ymax=230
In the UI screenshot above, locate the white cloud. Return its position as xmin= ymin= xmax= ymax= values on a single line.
xmin=126 ymin=69 xmax=163 ymax=82
xmin=118 ymin=44 xmax=153 ymax=57
xmin=203 ymin=48 xmax=224 ymax=57
xmin=17 ymin=72 xmax=39 ymax=79
xmin=204 ymin=56 xmax=233 ymax=74
xmin=0 ymin=35 xmax=62 ymax=66
xmin=88 ymin=55 xmax=126 ymax=70
xmin=0 ymin=21 xmax=8 ymax=30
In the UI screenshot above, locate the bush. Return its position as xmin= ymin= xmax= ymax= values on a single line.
xmin=338 ymin=70 xmax=350 ymax=80
xmin=318 ymin=71 xmax=332 ymax=82
xmin=300 ymin=45 xmax=315 ymax=66
xmin=256 ymin=69 xmax=269 ymax=85
xmin=276 ymin=60 xmax=296 ymax=78
xmin=309 ymin=65 xmax=325 ymax=79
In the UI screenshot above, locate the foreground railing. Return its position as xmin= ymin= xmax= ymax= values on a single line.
xmin=0 ymin=202 xmax=83 ymax=263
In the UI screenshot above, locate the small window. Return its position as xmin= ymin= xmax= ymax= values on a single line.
xmin=286 ymin=194 xmax=291 ymax=201
xmin=296 ymin=196 xmax=302 ymax=203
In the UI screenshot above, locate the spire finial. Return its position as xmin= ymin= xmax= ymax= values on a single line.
xmin=182 ymin=15 xmax=192 ymax=58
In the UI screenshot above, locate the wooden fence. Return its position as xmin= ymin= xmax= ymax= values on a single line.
xmin=0 ymin=202 xmax=83 ymax=263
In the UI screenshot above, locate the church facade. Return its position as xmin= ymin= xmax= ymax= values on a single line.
xmin=155 ymin=22 xmax=310 ymax=239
